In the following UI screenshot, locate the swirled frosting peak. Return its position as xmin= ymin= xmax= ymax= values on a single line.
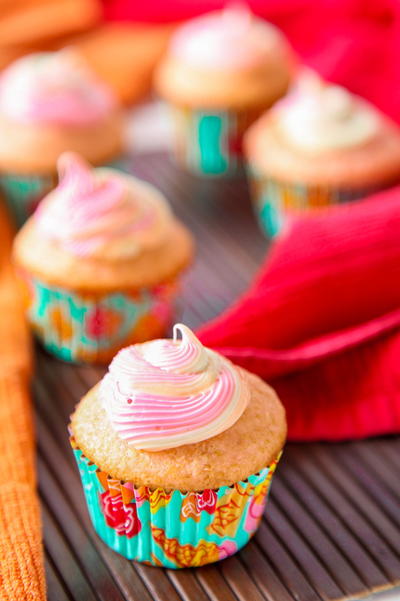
xmin=275 ymin=72 xmax=380 ymax=152
xmin=0 ymin=51 xmax=115 ymax=125
xmin=170 ymin=5 xmax=288 ymax=70
xmin=35 ymin=152 xmax=172 ymax=259
xmin=100 ymin=324 xmax=250 ymax=451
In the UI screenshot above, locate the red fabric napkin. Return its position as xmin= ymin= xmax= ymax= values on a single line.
xmin=101 ymin=0 xmax=400 ymax=440
xmin=197 ymin=191 xmax=400 ymax=440
xmin=101 ymin=0 xmax=400 ymax=123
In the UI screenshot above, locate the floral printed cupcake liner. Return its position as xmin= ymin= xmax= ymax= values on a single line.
xmin=249 ymin=170 xmax=376 ymax=238
xmin=70 ymin=434 xmax=281 ymax=568
xmin=21 ymin=272 xmax=179 ymax=363
xmin=172 ymin=106 xmax=261 ymax=176
xmin=0 ymin=172 xmax=56 ymax=227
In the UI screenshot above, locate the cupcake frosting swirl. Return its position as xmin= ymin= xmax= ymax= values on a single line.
xmin=100 ymin=324 xmax=250 ymax=451
xmin=275 ymin=73 xmax=380 ymax=152
xmin=0 ymin=51 xmax=115 ymax=125
xmin=35 ymin=152 xmax=172 ymax=259
xmin=171 ymin=5 xmax=288 ymax=70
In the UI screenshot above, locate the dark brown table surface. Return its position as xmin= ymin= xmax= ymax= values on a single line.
xmin=34 ymin=152 xmax=400 ymax=601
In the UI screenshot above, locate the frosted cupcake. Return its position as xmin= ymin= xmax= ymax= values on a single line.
xmin=70 ymin=324 xmax=286 ymax=568
xmin=0 ymin=51 xmax=123 ymax=226
xmin=245 ymin=73 xmax=400 ymax=237
xmin=155 ymin=6 xmax=294 ymax=176
xmin=13 ymin=153 xmax=193 ymax=363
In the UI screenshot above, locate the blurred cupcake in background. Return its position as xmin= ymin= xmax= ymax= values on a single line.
xmin=155 ymin=5 xmax=295 ymax=177
xmin=245 ymin=72 xmax=400 ymax=237
xmin=0 ymin=51 xmax=124 ymax=226
xmin=70 ymin=323 xmax=286 ymax=567
xmin=13 ymin=152 xmax=194 ymax=363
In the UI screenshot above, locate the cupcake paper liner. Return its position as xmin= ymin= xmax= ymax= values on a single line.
xmin=0 ymin=172 xmax=56 ymax=227
xmin=172 ymin=106 xmax=260 ymax=176
xmin=21 ymin=273 xmax=178 ymax=363
xmin=70 ymin=434 xmax=281 ymax=568
xmin=249 ymin=169 xmax=376 ymax=238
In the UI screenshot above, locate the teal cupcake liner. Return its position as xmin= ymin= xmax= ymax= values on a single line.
xmin=71 ymin=436 xmax=281 ymax=568
xmin=103 ymin=154 xmax=130 ymax=173
xmin=0 ymin=172 xmax=56 ymax=228
xmin=248 ymin=169 xmax=376 ymax=238
xmin=172 ymin=106 xmax=259 ymax=177
xmin=22 ymin=273 xmax=178 ymax=363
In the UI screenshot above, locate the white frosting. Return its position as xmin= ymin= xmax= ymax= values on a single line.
xmin=170 ymin=5 xmax=287 ymax=70
xmin=0 ymin=50 xmax=114 ymax=125
xmin=276 ymin=76 xmax=380 ymax=152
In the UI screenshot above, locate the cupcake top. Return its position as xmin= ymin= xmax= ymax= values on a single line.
xmin=170 ymin=5 xmax=287 ymax=71
xmin=13 ymin=153 xmax=193 ymax=290
xmin=71 ymin=324 xmax=286 ymax=490
xmin=273 ymin=74 xmax=380 ymax=153
xmin=0 ymin=51 xmax=115 ymax=126
xmin=0 ymin=52 xmax=123 ymax=173
xmin=35 ymin=153 xmax=172 ymax=261
xmin=155 ymin=5 xmax=294 ymax=109
xmin=245 ymin=72 xmax=400 ymax=187
xmin=101 ymin=324 xmax=250 ymax=451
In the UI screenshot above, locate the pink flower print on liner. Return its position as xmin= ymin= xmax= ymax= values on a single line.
xmin=85 ymin=306 xmax=122 ymax=340
xmin=99 ymin=491 xmax=141 ymax=538
xmin=244 ymin=496 xmax=266 ymax=533
xmin=196 ymin=489 xmax=218 ymax=514
xmin=218 ymin=540 xmax=238 ymax=560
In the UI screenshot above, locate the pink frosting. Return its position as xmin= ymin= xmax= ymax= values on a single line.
xmin=34 ymin=152 xmax=172 ymax=259
xmin=100 ymin=324 xmax=250 ymax=451
xmin=170 ymin=5 xmax=288 ymax=70
xmin=0 ymin=51 xmax=115 ymax=125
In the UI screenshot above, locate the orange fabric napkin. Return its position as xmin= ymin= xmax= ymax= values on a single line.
xmin=0 ymin=203 xmax=45 ymax=601
xmin=72 ymin=22 xmax=176 ymax=105
xmin=0 ymin=0 xmax=101 ymax=69
xmin=0 ymin=0 xmax=176 ymax=105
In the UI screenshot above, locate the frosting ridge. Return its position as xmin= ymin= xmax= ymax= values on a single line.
xmin=170 ymin=5 xmax=289 ymax=70
xmin=275 ymin=73 xmax=380 ymax=152
xmin=35 ymin=152 xmax=172 ymax=259
xmin=100 ymin=324 xmax=250 ymax=451
xmin=0 ymin=51 xmax=115 ymax=125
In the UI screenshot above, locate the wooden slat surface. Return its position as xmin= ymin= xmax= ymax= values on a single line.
xmin=33 ymin=152 xmax=400 ymax=601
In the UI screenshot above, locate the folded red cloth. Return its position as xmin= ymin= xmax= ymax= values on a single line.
xmin=197 ymin=189 xmax=400 ymax=440
xmin=101 ymin=0 xmax=400 ymax=440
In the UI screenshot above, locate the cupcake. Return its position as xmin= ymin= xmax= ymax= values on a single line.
xmin=13 ymin=152 xmax=194 ymax=363
xmin=155 ymin=6 xmax=294 ymax=176
xmin=245 ymin=73 xmax=400 ymax=237
xmin=70 ymin=324 xmax=286 ymax=568
xmin=0 ymin=51 xmax=123 ymax=226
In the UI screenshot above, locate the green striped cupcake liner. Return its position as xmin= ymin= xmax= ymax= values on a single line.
xmin=172 ymin=106 xmax=259 ymax=177
xmin=248 ymin=168 xmax=377 ymax=238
